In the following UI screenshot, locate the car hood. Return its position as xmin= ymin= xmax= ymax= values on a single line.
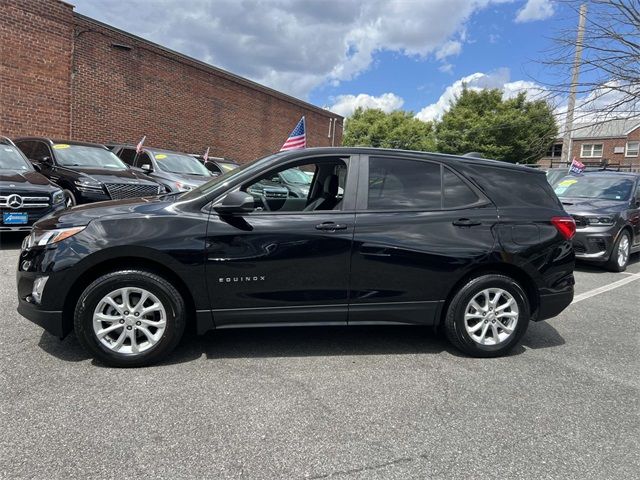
xmin=66 ymin=167 xmax=157 ymax=185
xmin=0 ymin=170 xmax=57 ymax=191
xmin=35 ymin=195 xmax=180 ymax=230
xmin=560 ymin=197 xmax=627 ymax=216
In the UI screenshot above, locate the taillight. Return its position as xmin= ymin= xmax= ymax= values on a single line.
xmin=551 ymin=216 xmax=576 ymax=240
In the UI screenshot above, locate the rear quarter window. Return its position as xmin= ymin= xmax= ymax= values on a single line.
xmin=461 ymin=164 xmax=561 ymax=209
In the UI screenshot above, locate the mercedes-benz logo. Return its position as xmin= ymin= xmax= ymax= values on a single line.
xmin=7 ymin=194 xmax=23 ymax=209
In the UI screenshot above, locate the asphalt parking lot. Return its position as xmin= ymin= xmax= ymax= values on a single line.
xmin=0 ymin=232 xmax=638 ymax=480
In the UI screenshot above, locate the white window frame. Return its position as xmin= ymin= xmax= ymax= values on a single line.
xmin=580 ymin=143 xmax=603 ymax=158
xmin=625 ymin=141 xmax=639 ymax=157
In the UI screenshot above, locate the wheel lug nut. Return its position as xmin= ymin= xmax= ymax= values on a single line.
xmin=136 ymin=321 xmax=141 ymax=326
xmin=126 ymin=325 xmax=132 ymax=330
xmin=134 ymin=312 xmax=139 ymax=317
xmin=124 ymin=311 xmax=129 ymax=315
xmin=119 ymin=319 xmax=125 ymax=324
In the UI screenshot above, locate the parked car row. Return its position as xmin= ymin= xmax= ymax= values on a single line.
xmin=0 ymin=136 xmax=242 ymax=232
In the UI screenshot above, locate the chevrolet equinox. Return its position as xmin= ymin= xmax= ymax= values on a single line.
xmin=17 ymin=148 xmax=576 ymax=367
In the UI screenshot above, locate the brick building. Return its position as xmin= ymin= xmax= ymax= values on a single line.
xmin=540 ymin=119 xmax=640 ymax=171
xmin=1 ymin=0 xmax=342 ymax=163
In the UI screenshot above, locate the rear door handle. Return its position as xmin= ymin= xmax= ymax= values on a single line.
xmin=315 ymin=222 xmax=348 ymax=231
xmin=452 ymin=218 xmax=482 ymax=227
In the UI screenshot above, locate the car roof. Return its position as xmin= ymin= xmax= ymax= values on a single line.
xmin=276 ymin=147 xmax=543 ymax=174
xmin=110 ymin=144 xmax=192 ymax=156
xmin=13 ymin=137 xmax=109 ymax=149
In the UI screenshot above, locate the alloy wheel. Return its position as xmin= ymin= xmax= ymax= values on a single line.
xmin=92 ymin=287 xmax=167 ymax=355
xmin=617 ymin=234 xmax=630 ymax=268
xmin=464 ymin=288 xmax=519 ymax=346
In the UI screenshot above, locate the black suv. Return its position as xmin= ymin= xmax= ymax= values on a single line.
xmin=553 ymin=170 xmax=640 ymax=271
xmin=17 ymin=148 xmax=575 ymax=367
xmin=110 ymin=145 xmax=213 ymax=192
xmin=0 ymin=137 xmax=65 ymax=232
xmin=14 ymin=138 xmax=162 ymax=206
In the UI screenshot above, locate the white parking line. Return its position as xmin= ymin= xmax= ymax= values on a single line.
xmin=572 ymin=272 xmax=640 ymax=304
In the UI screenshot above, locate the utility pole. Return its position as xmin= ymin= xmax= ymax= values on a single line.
xmin=561 ymin=3 xmax=587 ymax=164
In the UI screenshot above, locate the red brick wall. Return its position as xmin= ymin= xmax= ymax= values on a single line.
xmin=1 ymin=0 xmax=342 ymax=163
xmin=70 ymin=17 xmax=341 ymax=163
xmin=571 ymin=134 xmax=640 ymax=168
xmin=0 ymin=0 xmax=74 ymax=138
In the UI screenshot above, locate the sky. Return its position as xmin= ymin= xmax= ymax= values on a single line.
xmin=72 ymin=0 xmax=581 ymax=121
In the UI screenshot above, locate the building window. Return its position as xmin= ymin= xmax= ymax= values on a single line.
xmin=546 ymin=143 xmax=562 ymax=158
xmin=580 ymin=143 xmax=603 ymax=158
xmin=625 ymin=141 xmax=639 ymax=157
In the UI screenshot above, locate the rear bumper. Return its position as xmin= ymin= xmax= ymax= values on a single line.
xmin=536 ymin=289 xmax=574 ymax=321
xmin=17 ymin=299 xmax=65 ymax=338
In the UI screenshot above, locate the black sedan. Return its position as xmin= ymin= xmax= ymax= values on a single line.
xmin=14 ymin=138 xmax=163 ymax=206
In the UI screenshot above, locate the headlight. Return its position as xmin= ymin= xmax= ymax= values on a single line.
xmin=23 ymin=226 xmax=86 ymax=249
xmin=586 ymin=216 xmax=615 ymax=226
xmin=74 ymin=179 xmax=103 ymax=192
xmin=52 ymin=190 xmax=65 ymax=204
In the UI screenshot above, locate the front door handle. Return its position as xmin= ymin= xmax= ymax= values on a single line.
xmin=315 ymin=222 xmax=348 ymax=231
xmin=452 ymin=218 xmax=482 ymax=227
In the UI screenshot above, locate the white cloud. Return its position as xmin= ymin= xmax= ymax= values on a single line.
xmin=415 ymin=68 xmax=546 ymax=121
xmin=436 ymin=40 xmax=463 ymax=60
xmin=515 ymin=0 xmax=555 ymax=23
xmin=439 ymin=63 xmax=455 ymax=74
xmin=73 ymin=0 xmax=509 ymax=100
xmin=329 ymin=93 xmax=404 ymax=118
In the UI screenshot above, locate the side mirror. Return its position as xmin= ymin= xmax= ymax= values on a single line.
xmin=214 ymin=191 xmax=255 ymax=215
xmin=141 ymin=164 xmax=152 ymax=172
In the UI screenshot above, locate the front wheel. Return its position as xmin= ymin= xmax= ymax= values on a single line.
xmin=605 ymin=230 xmax=631 ymax=272
xmin=74 ymin=270 xmax=186 ymax=367
xmin=63 ymin=189 xmax=76 ymax=207
xmin=444 ymin=274 xmax=530 ymax=357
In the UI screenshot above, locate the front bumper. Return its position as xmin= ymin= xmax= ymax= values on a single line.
xmin=0 ymin=204 xmax=66 ymax=232
xmin=572 ymin=227 xmax=616 ymax=262
xmin=17 ymin=298 xmax=64 ymax=338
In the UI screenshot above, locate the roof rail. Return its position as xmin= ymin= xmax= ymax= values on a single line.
xmin=463 ymin=152 xmax=483 ymax=158
xmin=0 ymin=136 xmax=16 ymax=146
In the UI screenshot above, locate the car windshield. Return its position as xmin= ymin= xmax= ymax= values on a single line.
xmin=54 ymin=144 xmax=128 ymax=169
xmin=280 ymin=167 xmax=311 ymax=185
xmin=153 ymin=152 xmax=210 ymax=176
xmin=554 ymin=175 xmax=635 ymax=201
xmin=182 ymin=153 xmax=282 ymax=200
xmin=0 ymin=145 xmax=33 ymax=171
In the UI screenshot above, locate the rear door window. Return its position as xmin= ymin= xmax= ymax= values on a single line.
xmin=368 ymin=157 xmax=441 ymax=210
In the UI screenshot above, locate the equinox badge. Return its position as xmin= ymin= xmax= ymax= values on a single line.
xmin=219 ymin=276 xmax=266 ymax=283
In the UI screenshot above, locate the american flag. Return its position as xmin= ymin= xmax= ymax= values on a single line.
xmin=136 ymin=135 xmax=146 ymax=154
xmin=280 ymin=117 xmax=306 ymax=151
xmin=569 ymin=157 xmax=585 ymax=174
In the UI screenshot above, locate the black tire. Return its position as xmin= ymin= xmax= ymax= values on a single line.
xmin=605 ymin=230 xmax=630 ymax=272
xmin=63 ymin=189 xmax=76 ymax=207
xmin=444 ymin=274 xmax=530 ymax=358
xmin=74 ymin=270 xmax=186 ymax=367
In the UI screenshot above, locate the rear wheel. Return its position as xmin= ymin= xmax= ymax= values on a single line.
xmin=444 ymin=274 xmax=530 ymax=357
xmin=74 ymin=270 xmax=186 ymax=367
xmin=605 ymin=230 xmax=630 ymax=272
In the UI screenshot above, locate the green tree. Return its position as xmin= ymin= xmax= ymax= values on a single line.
xmin=435 ymin=88 xmax=558 ymax=163
xmin=343 ymin=108 xmax=435 ymax=151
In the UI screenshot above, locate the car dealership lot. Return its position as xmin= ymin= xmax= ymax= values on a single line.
xmin=0 ymin=233 xmax=638 ymax=480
